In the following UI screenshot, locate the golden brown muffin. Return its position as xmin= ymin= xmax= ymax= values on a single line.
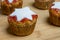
xmin=11 ymin=0 xmax=23 ymax=8
xmin=34 ymin=0 xmax=55 ymax=10
xmin=49 ymin=2 xmax=60 ymax=26
xmin=8 ymin=7 xmax=38 ymax=36
xmin=1 ymin=0 xmax=23 ymax=15
xmin=1 ymin=0 xmax=14 ymax=15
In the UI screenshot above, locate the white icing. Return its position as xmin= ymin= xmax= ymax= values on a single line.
xmin=15 ymin=7 xmax=30 ymax=11
xmin=8 ymin=0 xmax=13 ymax=3
xmin=51 ymin=2 xmax=60 ymax=9
xmin=10 ymin=7 xmax=36 ymax=21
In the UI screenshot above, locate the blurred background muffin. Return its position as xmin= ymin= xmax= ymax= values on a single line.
xmin=11 ymin=0 xmax=23 ymax=8
xmin=34 ymin=0 xmax=55 ymax=10
xmin=1 ymin=0 xmax=23 ymax=15
xmin=49 ymin=2 xmax=60 ymax=26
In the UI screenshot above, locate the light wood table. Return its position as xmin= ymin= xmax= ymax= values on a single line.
xmin=0 ymin=0 xmax=60 ymax=40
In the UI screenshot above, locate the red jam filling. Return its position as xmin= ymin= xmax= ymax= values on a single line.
xmin=12 ymin=0 xmax=18 ymax=3
xmin=8 ymin=15 xmax=38 ymax=23
xmin=8 ymin=16 xmax=17 ymax=22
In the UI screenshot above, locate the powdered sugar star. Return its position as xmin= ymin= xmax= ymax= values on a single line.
xmin=10 ymin=7 xmax=36 ymax=21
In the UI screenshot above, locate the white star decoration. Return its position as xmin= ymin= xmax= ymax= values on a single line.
xmin=51 ymin=2 xmax=60 ymax=9
xmin=10 ymin=7 xmax=36 ymax=21
xmin=8 ymin=0 xmax=13 ymax=3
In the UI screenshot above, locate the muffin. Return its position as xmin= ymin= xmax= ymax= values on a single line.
xmin=49 ymin=2 xmax=60 ymax=26
xmin=1 ymin=0 xmax=23 ymax=15
xmin=11 ymin=0 xmax=23 ymax=8
xmin=1 ymin=0 xmax=14 ymax=15
xmin=8 ymin=7 xmax=38 ymax=36
xmin=34 ymin=0 xmax=55 ymax=10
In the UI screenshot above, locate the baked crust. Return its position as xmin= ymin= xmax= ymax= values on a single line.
xmin=8 ymin=15 xmax=38 ymax=36
xmin=1 ymin=1 xmax=14 ymax=15
xmin=49 ymin=8 xmax=60 ymax=26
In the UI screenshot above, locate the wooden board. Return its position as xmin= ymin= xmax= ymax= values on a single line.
xmin=0 ymin=0 xmax=60 ymax=40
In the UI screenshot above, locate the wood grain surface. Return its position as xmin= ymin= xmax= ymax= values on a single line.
xmin=0 ymin=0 xmax=60 ymax=40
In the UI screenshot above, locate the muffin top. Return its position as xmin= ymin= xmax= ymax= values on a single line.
xmin=51 ymin=2 xmax=60 ymax=9
xmin=50 ymin=2 xmax=60 ymax=15
xmin=9 ymin=7 xmax=37 ymax=22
